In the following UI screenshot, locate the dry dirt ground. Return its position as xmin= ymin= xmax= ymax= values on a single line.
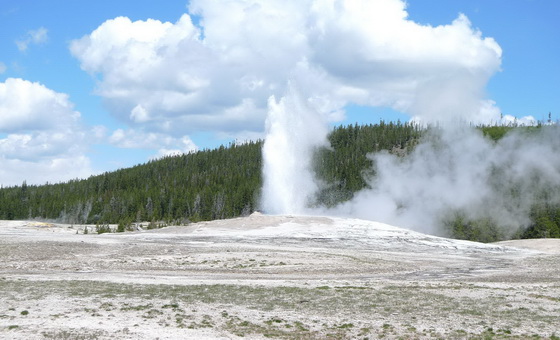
xmin=0 ymin=213 xmax=559 ymax=339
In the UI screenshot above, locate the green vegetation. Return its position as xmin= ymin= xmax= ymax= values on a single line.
xmin=443 ymin=213 xmax=505 ymax=243
xmin=2 ymin=279 xmax=559 ymax=339
xmin=0 ymin=123 xmax=558 ymax=242
xmin=0 ymin=123 xmax=418 ymax=225
xmin=0 ymin=141 xmax=262 ymax=224
xmin=314 ymin=121 xmax=422 ymax=206
xmin=479 ymin=124 xmax=544 ymax=141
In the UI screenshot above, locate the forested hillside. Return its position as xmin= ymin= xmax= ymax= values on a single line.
xmin=0 ymin=122 xmax=558 ymax=242
xmin=0 ymin=141 xmax=262 ymax=225
xmin=0 ymin=122 xmax=420 ymax=226
xmin=314 ymin=121 xmax=423 ymax=206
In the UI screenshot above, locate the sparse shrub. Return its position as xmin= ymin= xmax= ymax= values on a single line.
xmin=442 ymin=212 xmax=504 ymax=243
xmin=95 ymin=223 xmax=112 ymax=234
xmin=116 ymin=217 xmax=135 ymax=232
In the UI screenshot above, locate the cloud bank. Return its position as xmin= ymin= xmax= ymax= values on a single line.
xmin=0 ymin=78 xmax=93 ymax=186
xmin=0 ymin=76 xmax=198 ymax=186
xmin=5 ymin=0 xmax=510 ymax=195
xmin=71 ymin=0 xmax=503 ymax=142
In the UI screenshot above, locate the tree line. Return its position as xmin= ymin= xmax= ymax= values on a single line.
xmin=0 ymin=122 xmax=558 ymax=242
xmin=0 ymin=141 xmax=262 ymax=225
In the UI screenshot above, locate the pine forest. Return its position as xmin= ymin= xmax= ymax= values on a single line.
xmin=0 ymin=122 xmax=558 ymax=242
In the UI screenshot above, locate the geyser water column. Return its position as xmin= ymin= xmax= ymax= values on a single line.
xmin=261 ymin=84 xmax=328 ymax=215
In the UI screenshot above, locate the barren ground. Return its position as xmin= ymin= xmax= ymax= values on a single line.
xmin=1 ymin=214 xmax=559 ymax=339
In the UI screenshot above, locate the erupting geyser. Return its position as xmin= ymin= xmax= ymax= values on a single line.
xmin=255 ymin=0 xmax=558 ymax=239
xmin=260 ymin=84 xmax=328 ymax=215
xmin=260 ymin=83 xmax=560 ymax=238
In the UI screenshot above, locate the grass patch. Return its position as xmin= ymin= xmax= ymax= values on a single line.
xmin=162 ymin=303 xmax=180 ymax=309
xmin=2 ymin=279 xmax=559 ymax=339
xmin=41 ymin=329 xmax=107 ymax=339
xmin=120 ymin=303 xmax=153 ymax=311
xmin=338 ymin=323 xmax=354 ymax=329
xmin=529 ymin=294 xmax=560 ymax=303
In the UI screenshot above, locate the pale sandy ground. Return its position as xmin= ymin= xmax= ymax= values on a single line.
xmin=1 ymin=214 xmax=559 ymax=339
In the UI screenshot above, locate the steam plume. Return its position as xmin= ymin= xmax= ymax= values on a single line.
xmin=335 ymin=125 xmax=560 ymax=235
xmin=261 ymin=84 xmax=328 ymax=215
xmin=258 ymin=1 xmax=557 ymax=237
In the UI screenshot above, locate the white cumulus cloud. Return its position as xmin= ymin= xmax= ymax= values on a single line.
xmin=0 ymin=78 xmax=80 ymax=132
xmin=0 ymin=78 xmax=93 ymax=186
xmin=70 ymin=0 xmax=504 ymax=140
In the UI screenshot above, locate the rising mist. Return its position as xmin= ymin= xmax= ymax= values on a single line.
xmin=334 ymin=124 xmax=560 ymax=236
xmin=260 ymin=87 xmax=560 ymax=237
xmin=256 ymin=0 xmax=557 ymax=237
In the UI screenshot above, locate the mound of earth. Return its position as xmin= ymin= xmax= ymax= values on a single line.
xmin=496 ymin=238 xmax=560 ymax=254
xmin=1 ymin=215 xmax=558 ymax=339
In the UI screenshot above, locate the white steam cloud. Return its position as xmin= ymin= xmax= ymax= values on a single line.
xmin=259 ymin=0 xmax=554 ymax=237
xmin=261 ymin=84 xmax=328 ymax=214
xmin=262 ymin=88 xmax=558 ymax=236
xmin=260 ymin=0 xmax=503 ymax=215
xmin=334 ymin=126 xmax=560 ymax=235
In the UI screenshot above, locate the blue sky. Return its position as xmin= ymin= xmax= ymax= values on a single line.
xmin=0 ymin=0 xmax=558 ymax=186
